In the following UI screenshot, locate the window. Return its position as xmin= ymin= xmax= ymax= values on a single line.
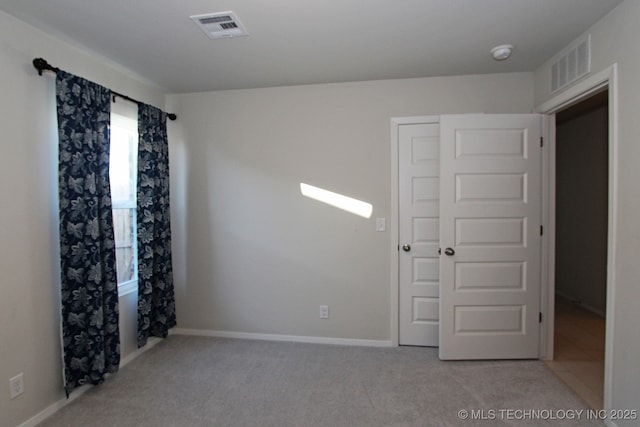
xmin=110 ymin=103 xmax=138 ymax=295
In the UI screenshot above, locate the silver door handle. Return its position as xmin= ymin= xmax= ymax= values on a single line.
xmin=444 ymin=247 xmax=455 ymax=256
xmin=402 ymin=244 xmax=411 ymax=252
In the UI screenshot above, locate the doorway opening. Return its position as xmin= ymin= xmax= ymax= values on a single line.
xmin=546 ymin=90 xmax=608 ymax=409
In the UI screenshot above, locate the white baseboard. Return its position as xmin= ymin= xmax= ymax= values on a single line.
xmin=15 ymin=384 xmax=91 ymax=427
xmin=171 ymin=328 xmax=393 ymax=348
xmin=16 ymin=337 xmax=162 ymax=427
xmin=119 ymin=336 xmax=162 ymax=365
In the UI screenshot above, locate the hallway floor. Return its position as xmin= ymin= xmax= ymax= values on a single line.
xmin=545 ymin=296 xmax=606 ymax=409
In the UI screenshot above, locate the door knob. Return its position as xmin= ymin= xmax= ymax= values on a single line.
xmin=402 ymin=244 xmax=411 ymax=252
xmin=444 ymin=247 xmax=455 ymax=256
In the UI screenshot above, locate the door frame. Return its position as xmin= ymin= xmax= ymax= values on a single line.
xmin=390 ymin=116 xmax=440 ymax=346
xmin=535 ymin=63 xmax=618 ymax=410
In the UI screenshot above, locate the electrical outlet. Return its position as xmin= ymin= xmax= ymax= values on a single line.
xmin=319 ymin=305 xmax=329 ymax=319
xmin=10 ymin=373 xmax=24 ymax=399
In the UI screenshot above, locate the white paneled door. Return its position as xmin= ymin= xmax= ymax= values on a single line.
xmin=399 ymin=122 xmax=440 ymax=346
xmin=438 ymin=114 xmax=542 ymax=360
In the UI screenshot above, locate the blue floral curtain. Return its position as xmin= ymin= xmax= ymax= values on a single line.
xmin=56 ymin=71 xmax=120 ymax=396
xmin=137 ymin=103 xmax=176 ymax=347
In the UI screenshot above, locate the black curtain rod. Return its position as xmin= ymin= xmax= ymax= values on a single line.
xmin=32 ymin=58 xmax=177 ymax=121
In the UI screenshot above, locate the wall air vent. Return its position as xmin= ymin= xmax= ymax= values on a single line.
xmin=550 ymin=34 xmax=591 ymax=93
xmin=190 ymin=11 xmax=249 ymax=39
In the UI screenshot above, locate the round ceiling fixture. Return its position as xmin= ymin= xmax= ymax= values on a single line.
xmin=490 ymin=44 xmax=513 ymax=61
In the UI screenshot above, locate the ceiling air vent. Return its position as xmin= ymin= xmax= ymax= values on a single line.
xmin=550 ymin=34 xmax=591 ymax=93
xmin=190 ymin=11 xmax=249 ymax=39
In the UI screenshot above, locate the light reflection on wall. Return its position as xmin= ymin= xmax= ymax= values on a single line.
xmin=300 ymin=183 xmax=372 ymax=219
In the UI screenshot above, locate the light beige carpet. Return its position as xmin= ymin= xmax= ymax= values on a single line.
xmin=37 ymin=335 xmax=603 ymax=426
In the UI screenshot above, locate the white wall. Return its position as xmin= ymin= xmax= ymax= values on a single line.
xmin=534 ymin=0 xmax=640 ymax=421
xmin=0 ymin=11 xmax=166 ymax=427
xmin=166 ymin=73 xmax=534 ymax=342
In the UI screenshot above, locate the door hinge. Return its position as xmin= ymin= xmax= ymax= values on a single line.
xmin=540 ymin=136 xmax=544 ymax=147
xmin=539 ymin=312 xmax=543 ymax=323
xmin=540 ymin=225 xmax=544 ymax=236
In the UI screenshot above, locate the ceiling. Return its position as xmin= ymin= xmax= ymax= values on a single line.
xmin=0 ymin=0 xmax=623 ymax=93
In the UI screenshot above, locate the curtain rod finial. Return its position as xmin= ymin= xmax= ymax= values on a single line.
xmin=33 ymin=58 xmax=47 ymax=76
xmin=33 ymin=57 xmax=60 ymax=75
